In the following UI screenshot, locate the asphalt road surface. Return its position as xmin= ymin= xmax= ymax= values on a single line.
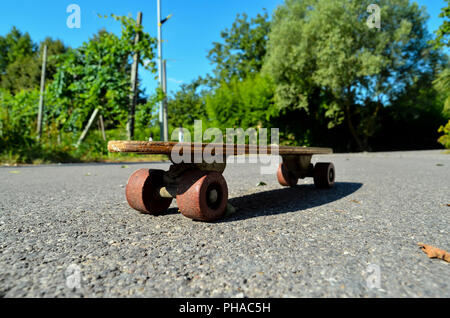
xmin=1 ymin=150 xmax=449 ymax=297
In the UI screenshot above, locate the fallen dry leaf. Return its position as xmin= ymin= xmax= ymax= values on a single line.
xmin=418 ymin=243 xmax=450 ymax=263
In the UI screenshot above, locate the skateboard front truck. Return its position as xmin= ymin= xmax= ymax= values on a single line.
xmin=125 ymin=163 xmax=229 ymax=222
xmin=277 ymin=155 xmax=335 ymax=189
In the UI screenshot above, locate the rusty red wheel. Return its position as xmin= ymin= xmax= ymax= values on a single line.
xmin=313 ymin=162 xmax=335 ymax=189
xmin=176 ymin=170 xmax=228 ymax=222
xmin=126 ymin=169 xmax=173 ymax=214
xmin=277 ymin=163 xmax=298 ymax=187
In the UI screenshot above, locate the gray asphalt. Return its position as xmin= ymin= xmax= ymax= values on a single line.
xmin=0 ymin=150 xmax=449 ymax=297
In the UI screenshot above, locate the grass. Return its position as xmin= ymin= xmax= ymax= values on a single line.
xmin=0 ymin=127 xmax=169 ymax=166
xmin=0 ymin=149 xmax=169 ymax=166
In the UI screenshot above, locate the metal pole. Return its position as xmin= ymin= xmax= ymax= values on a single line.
xmin=157 ymin=0 xmax=164 ymax=141
xmin=162 ymin=60 xmax=169 ymax=141
xmin=37 ymin=45 xmax=47 ymax=141
xmin=127 ymin=11 xmax=143 ymax=141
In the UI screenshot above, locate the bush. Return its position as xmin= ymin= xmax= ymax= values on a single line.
xmin=438 ymin=120 xmax=450 ymax=149
xmin=0 ymin=88 xmax=40 ymax=161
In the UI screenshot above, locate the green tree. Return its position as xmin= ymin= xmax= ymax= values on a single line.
xmin=0 ymin=87 xmax=40 ymax=155
xmin=50 ymin=15 xmax=157 ymax=137
xmin=168 ymin=11 xmax=271 ymax=132
xmin=432 ymin=0 xmax=449 ymax=115
xmin=0 ymin=36 xmax=8 ymax=76
xmin=434 ymin=64 xmax=450 ymax=118
xmin=3 ymin=27 xmax=35 ymax=64
xmin=0 ymin=27 xmax=67 ymax=93
xmin=1 ymin=55 xmax=41 ymax=93
xmin=433 ymin=0 xmax=449 ymax=48
xmin=207 ymin=11 xmax=270 ymax=83
xmin=433 ymin=0 xmax=450 ymax=148
xmin=205 ymin=74 xmax=277 ymax=129
xmin=168 ymin=77 xmax=208 ymax=128
xmin=264 ymin=0 xmax=443 ymax=150
xmin=0 ymin=27 xmax=38 ymax=92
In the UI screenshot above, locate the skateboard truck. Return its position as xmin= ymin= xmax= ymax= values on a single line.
xmin=109 ymin=141 xmax=335 ymax=222
xmin=278 ymin=155 xmax=335 ymax=189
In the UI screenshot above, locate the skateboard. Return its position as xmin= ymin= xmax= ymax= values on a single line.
xmin=108 ymin=141 xmax=335 ymax=222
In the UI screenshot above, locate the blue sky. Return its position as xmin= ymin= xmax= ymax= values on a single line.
xmin=0 ymin=0 xmax=447 ymax=97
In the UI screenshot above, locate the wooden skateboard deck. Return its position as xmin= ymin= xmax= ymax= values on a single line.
xmin=108 ymin=141 xmax=333 ymax=156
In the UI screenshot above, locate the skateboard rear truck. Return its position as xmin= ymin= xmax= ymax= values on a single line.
xmin=124 ymin=156 xmax=335 ymax=222
xmin=278 ymin=155 xmax=335 ymax=189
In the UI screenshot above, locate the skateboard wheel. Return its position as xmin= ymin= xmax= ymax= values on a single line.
xmin=176 ymin=170 xmax=228 ymax=222
xmin=277 ymin=163 xmax=298 ymax=187
xmin=126 ymin=169 xmax=173 ymax=214
xmin=313 ymin=162 xmax=335 ymax=189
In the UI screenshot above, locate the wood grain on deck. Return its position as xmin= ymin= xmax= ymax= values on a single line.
xmin=108 ymin=141 xmax=333 ymax=156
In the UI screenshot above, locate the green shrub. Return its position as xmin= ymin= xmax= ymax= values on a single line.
xmin=438 ymin=120 xmax=450 ymax=149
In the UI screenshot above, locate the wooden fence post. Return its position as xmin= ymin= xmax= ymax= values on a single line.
xmin=76 ymin=108 xmax=100 ymax=148
xmin=127 ymin=12 xmax=143 ymax=141
xmin=37 ymin=45 xmax=47 ymax=141
xmin=98 ymin=115 xmax=106 ymax=141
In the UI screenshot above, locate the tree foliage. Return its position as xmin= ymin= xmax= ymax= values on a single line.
xmin=0 ymin=88 xmax=39 ymax=149
xmin=168 ymin=77 xmax=208 ymax=128
xmin=0 ymin=28 xmax=67 ymax=93
xmin=205 ymin=74 xmax=277 ymax=129
xmin=0 ymin=27 xmax=37 ymax=92
xmin=49 ymin=14 xmax=157 ymax=134
xmin=264 ymin=0 xmax=444 ymax=150
xmin=433 ymin=0 xmax=450 ymax=49
xmin=438 ymin=120 xmax=450 ymax=148
xmin=167 ymin=12 xmax=273 ymax=132
xmin=433 ymin=0 xmax=450 ymax=149
xmin=207 ymin=11 xmax=270 ymax=83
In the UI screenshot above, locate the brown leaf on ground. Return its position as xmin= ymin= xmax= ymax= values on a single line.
xmin=418 ymin=243 xmax=450 ymax=263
